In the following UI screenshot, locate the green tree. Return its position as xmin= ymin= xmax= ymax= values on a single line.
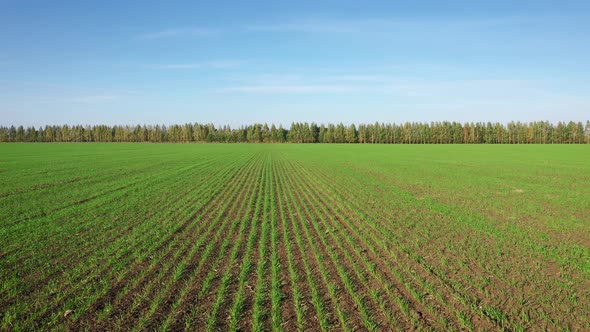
xmin=345 ymin=124 xmax=358 ymax=143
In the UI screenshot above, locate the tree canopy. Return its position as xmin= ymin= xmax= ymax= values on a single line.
xmin=1 ymin=121 xmax=589 ymax=144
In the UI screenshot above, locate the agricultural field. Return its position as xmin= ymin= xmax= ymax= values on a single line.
xmin=0 ymin=143 xmax=589 ymax=331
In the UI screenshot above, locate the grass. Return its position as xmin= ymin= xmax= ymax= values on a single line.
xmin=0 ymin=143 xmax=589 ymax=331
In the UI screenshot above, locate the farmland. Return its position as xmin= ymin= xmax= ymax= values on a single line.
xmin=0 ymin=143 xmax=589 ymax=331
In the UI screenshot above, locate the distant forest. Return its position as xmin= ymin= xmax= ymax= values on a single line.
xmin=1 ymin=121 xmax=589 ymax=144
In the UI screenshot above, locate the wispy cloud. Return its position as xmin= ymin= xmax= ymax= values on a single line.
xmin=244 ymin=20 xmax=358 ymax=33
xmin=221 ymin=85 xmax=352 ymax=93
xmin=136 ymin=16 xmax=527 ymax=40
xmin=36 ymin=95 xmax=120 ymax=104
xmin=148 ymin=60 xmax=244 ymax=70
xmin=216 ymin=70 xmax=553 ymax=97
xmin=0 ymin=95 xmax=121 ymax=108
xmin=327 ymin=75 xmax=395 ymax=83
xmin=243 ymin=17 xmax=522 ymax=34
xmin=0 ymin=80 xmax=141 ymax=107
xmin=66 ymin=95 xmax=119 ymax=103
xmin=137 ymin=27 xmax=217 ymax=40
xmin=384 ymin=79 xmax=546 ymax=98
xmin=0 ymin=80 xmax=142 ymax=95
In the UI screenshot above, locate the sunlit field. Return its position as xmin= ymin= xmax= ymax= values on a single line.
xmin=1 ymin=144 xmax=588 ymax=331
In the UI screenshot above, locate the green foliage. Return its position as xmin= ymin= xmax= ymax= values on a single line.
xmin=1 ymin=120 xmax=589 ymax=143
xmin=0 ymin=144 xmax=588 ymax=331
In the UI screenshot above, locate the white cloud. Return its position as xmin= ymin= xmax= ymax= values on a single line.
xmin=243 ymin=17 xmax=524 ymax=34
xmin=148 ymin=60 xmax=243 ymax=70
xmin=218 ymin=72 xmax=548 ymax=96
xmin=384 ymin=79 xmax=545 ymax=97
xmin=327 ymin=75 xmax=394 ymax=83
xmin=66 ymin=95 xmax=119 ymax=103
xmin=153 ymin=64 xmax=204 ymax=69
xmin=29 ymin=95 xmax=120 ymax=104
xmin=244 ymin=20 xmax=357 ymax=33
xmin=221 ymin=85 xmax=352 ymax=93
xmin=137 ymin=27 xmax=217 ymax=40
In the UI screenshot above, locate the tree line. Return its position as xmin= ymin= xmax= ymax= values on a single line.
xmin=1 ymin=121 xmax=589 ymax=144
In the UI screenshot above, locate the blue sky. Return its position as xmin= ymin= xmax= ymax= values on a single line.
xmin=1 ymin=1 xmax=590 ymax=127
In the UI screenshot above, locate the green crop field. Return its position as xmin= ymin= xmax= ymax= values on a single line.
xmin=1 ymin=143 xmax=589 ymax=331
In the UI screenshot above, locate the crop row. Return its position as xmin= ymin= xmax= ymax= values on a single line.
xmin=2 ymin=144 xmax=588 ymax=331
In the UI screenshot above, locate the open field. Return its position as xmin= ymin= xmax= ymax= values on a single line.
xmin=1 ymin=143 xmax=589 ymax=331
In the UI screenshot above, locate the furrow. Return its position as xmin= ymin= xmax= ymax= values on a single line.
xmin=6 ymin=160 xmax=234 ymax=327
xmin=281 ymin=159 xmax=356 ymax=331
xmin=273 ymin=157 xmax=334 ymax=331
xmin=200 ymin=154 xmax=268 ymax=332
xmin=168 ymin=154 xmax=264 ymax=331
xmin=106 ymin=152 xmax=263 ymax=330
xmin=30 ymin=153 xmax=251 ymax=329
xmin=306 ymin=160 xmax=499 ymax=330
xmin=160 ymin=153 xmax=266 ymax=331
xmin=282 ymin=158 xmax=390 ymax=331
xmin=225 ymin=154 xmax=268 ymax=331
